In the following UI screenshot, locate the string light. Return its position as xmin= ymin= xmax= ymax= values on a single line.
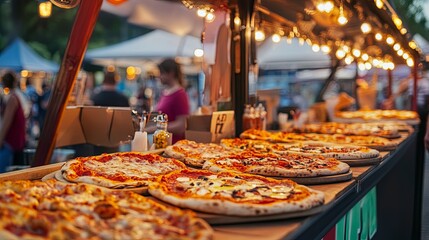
xmin=365 ymin=62 xmax=372 ymax=70
xmin=361 ymin=53 xmax=369 ymax=61
xmin=344 ymin=55 xmax=354 ymax=65
xmin=321 ymin=45 xmax=331 ymax=54
xmin=400 ymin=28 xmax=407 ymax=35
xmin=358 ymin=62 xmax=366 ymax=71
xmin=205 ymin=12 xmax=215 ymax=22
xmin=375 ymin=0 xmax=384 ymax=9
xmin=336 ymin=49 xmax=346 ymax=59
xmin=197 ymin=8 xmax=207 ymax=17
xmin=337 ymin=1 xmax=348 ymax=25
xmin=392 ymin=14 xmax=402 ymax=29
xmin=255 ymin=30 xmax=266 ymax=41
xmin=409 ymin=41 xmax=417 ymax=49
xmin=352 ymin=49 xmax=361 ymax=58
xmin=234 ymin=12 xmax=241 ymax=27
xmin=194 ymin=48 xmax=204 ymax=57
xmin=312 ymin=44 xmax=321 ymax=52
xmin=316 ymin=0 xmax=334 ymax=13
xmin=361 ymin=22 xmax=372 ymax=34
xmin=397 ymin=49 xmax=404 ymax=56
xmin=375 ymin=33 xmax=383 ymax=41
xmin=272 ymin=33 xmax=281 ymax=43
xmin=407 ymin=58 xmax=414 ymax=67
xmin=386 ymin=36 xmax=394 ymax=45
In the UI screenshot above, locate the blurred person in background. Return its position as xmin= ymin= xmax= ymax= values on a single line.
xmin=0 ymin=71 xmax=26 ymax=172
xmin=91 ymin=70 xmax=130 ymax=154
xmin=147 ymin=58 xmax=190 ymax=143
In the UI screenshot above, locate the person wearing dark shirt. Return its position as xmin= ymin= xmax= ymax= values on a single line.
xmin=90 ymin=70 xmax=129 ymax=154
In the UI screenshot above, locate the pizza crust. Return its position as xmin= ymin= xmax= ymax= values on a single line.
xmin=149 ymin=185 xmax=324 ymax=216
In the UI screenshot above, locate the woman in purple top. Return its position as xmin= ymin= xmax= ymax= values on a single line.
xmin=155 ymin=58 xmax=190 ymax=143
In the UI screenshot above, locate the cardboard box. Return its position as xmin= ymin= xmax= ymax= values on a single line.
xmin=185 ymin=111 xmax=235 ymax=143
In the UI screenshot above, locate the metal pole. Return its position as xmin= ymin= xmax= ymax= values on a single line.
xmin=33 ymin=0 xmax=103 ymax=166
xmin=387 ymin=69 xmax=393 ymax=99
xmin=233 ymin=0 xmax=255 ymax=136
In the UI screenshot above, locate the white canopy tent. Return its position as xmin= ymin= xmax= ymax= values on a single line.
xmin=257 ymin=38 xmax=331 ymax=70
xmin=101 ymin=0 xmax=203 ymax=37
xmin=85 ymin=29 xmax=203 ymax=73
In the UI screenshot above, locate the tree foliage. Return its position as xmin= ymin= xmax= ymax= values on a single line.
xmin=392 ymin=0 xmax=429 ymax=41
xmin=0 ymin=0 xmax=150 ymax=65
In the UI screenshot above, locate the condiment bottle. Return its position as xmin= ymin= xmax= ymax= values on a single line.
xmin=153 ymin=114 xmax=172 ymax=149
xmin=131 ymin=116 xmax=148 ymax=152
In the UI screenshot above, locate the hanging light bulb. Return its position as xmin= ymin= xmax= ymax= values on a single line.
xmin=407 ymin=58 xmax=414 ymax=67
xmin=409 ymin=41 xmax=417 ymax=49
xmin=375 ymin=33 xmax=383 ymax=41
xmin=402 ymin=52 xmax=409 ymax=59
xmin=361 ymin=22 xmax=372 ymax=34
xmin=358 ymin=62 xmax=366 ymax=71
xmin=197 ymin=8 xmax=208 ymax=18
xmin=400 ymin=28 xmax=407 ymax=35
xmin=392 ymin=14 xmax=402 ymax=29
xmin=337 ymin=2 xmax=348 ymax=25
xmin=205 ymin=12 xmax=215 ymax=22
xmin=344 ymin=55 xmax=354 ymax=65
xmin=194 ymin=48 xmax=204 ymax=57
xmin=388 ymin=62 xmax=395 ymax=70
xmin=361 ymin=53 xmax=369 ymax=61
xmin=336 ymin=49 xmax=346 ymax=59
xmin=393 ymin=43 xmax=401 ymax=51
xmin=321 ymin=45 xmax=331 ymax=54
xmin=299 ymin=38 xmax=305 ymax=45
xmin=365 ymin=62 xmax=372 ymax=70
xmin=234 ymin=12 xmax=241 ymax=27
xmin=397 ymin=49 xmax=404 ymax=56
xmin=342 ymin=45 xmax=351 ymax=53
xmin=255 ymin=30 xmax=266 ymax=41
xmin=375 ymin=0 xmax=384 ymax=9
xmin=272 ymin=33 xmax=281 ymax=43
xmin=312 ymin=44 xmax=320 ymax=52
xmin=39 ymin=1 xmax=52 ymax=18
xmin=352 ymin=49 xmax=361 ymax=58
xmin=317 ymin=0 xmax=334 ymax=13
xmin=386 ymin=36 xmax=394 ymax=45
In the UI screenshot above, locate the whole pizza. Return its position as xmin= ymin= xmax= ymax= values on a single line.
xmin=202 ymin=150 xmax=350 ymax=178
xmin=221 ymin=138 xmax=380 ymax=160
xmin=0 ymin=180 xmax=213 ymax=239
xmin=164 ymin=139 xmax=238 ymax=167
xmin=334 ymin=110 xmax=419 ymax=124
xmin=149 ymin=169 xmax=325 ymax=216
xmin=60 ymin=152 xmax=186 ymax=189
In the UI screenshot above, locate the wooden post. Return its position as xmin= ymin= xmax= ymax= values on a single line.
xmin=33 ymin=0 xmax=103 ymax=167
xmin=387 ymin=69 xmax=393 ymax=99
xmin=232 ymin=0 xmax=255 ymax=136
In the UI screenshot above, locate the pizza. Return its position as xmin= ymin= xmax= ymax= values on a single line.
xmin=164 ymin=139 xmax=238 ymax=167
xmin=240 ymin=129 xmax=397 ymax=150
xmin=149 ymin=169 xmax=324 ymax=216
xmin=335 ymin=110 xmax=419 ymax=123
xmin=221 ymin=138 xmax=380 ymax=160
xmin=202 ymin=150 xmax=350 ymax=178
xmin=61 ymin=152 xmax=186 ymax=189
xmin=297 ymin=122 xmax=400 ymax=139
xmin=0 ymin=179 xmax=212 ymax=239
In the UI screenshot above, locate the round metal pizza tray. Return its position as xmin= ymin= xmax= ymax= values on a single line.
xmin=341 ymin=156 xmax=382 ymax=167
xmin=287 ymin=170 xmax=353 ymax=185
xmin=42 ymin=170 xmax=149 ymax=195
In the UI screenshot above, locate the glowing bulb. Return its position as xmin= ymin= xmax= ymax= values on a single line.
xmin=397 ymin=49 xmax=404 ymax=56
xmin=312 ymin=44 xmax=320 ymax=52
xmin=386 ymin=36 xmax=394 ymax=45
xmin=393 ymin=43 xmax=401 ymax=51
xmin=205 ymin=12 xmax=215 ymax=22
xmin=299 ymin=38 xmax=305 ymax=45
xmin=338 ymin=8 xmax=348 ymax=25
xmin=407 ymin=58 xmax=414 ymax=67
xmin=324 ymin=1 xmax=334 ymax=13
xmin=126 ymin=66 xmax=136 ymax=75
xmin=306 ymin=38 xmax=312 ymax=46
xmin=336 ymin=49 xmax=346 ymax=59
xmin=194 ymin=48 xmax=204 ymax=57
xmin=382 ymin=62 xmax=389 ymax=70
xmin=403 ymin=53 xmax=409 ymax=59
xmin=345 ymin=55 xmax=354 ymax=65
xmin=255 ymin=30 xmax=266 ymax=41
xmin=197 ymin=8 xmax=207 ymax=18
xmin=375 ymin=33 xmax=383 ymax=41
xmin=358 ymin=62 xmax=366 ymax=71
xmin=321 ymin=45 xmax=331 ymax=54
xmin=342 ymin=45 xmax=351 ymax=53
xmin=286 ymin=37 xmax=292 ymax=44
xmin=361 ymin=53 xmax=369 ymax=61
xmin=409 ymin=41 xmax=417 ymax=49
xmin=39 ymin=1 xmax=52 ymax=18
xmin=365 ymin=62 xmax=372 ymax=70
xmin=272 ymin=33 xmax=281 ymax=43
xmin=234 ymin=15 xmax=241 ymax=26
xmin=21 ymin=70 xmax=29 ymax=78
xmin=375 ymin=0 xmax=384 ymax=9
xmin=400 ymin=28 xmax=407 ymax=35
xmin=352 ymin=49 xmax=361 ymax=58
xmin=392 ymin=15 xmax=402 ymax=28
xmin=361 ymin=22 xmax=372 ymax=34
xmin=388 ymin=62 xmax=395 ymax=70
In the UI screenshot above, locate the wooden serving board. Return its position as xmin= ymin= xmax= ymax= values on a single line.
xmin=196 ymin=204 xmax=327 ymax=225
xmin=341 ymin=156 xmax=382 ymax=167
xmin=42 ymin=170 xmax=149 ymax=195
xmin=287 ymin=171 xmax=353 ymax=185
